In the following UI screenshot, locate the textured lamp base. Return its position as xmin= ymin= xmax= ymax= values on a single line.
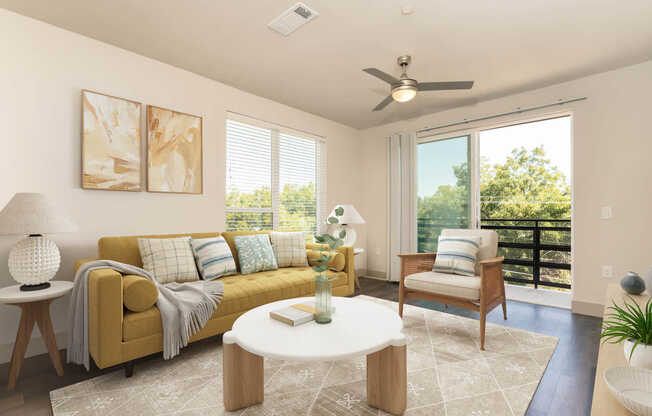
xmin=19 ymin=283 xmax=51 ymax=292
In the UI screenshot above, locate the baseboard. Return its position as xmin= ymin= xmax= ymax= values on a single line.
xmin=0 ymin=331 xmax=67 ymax=364
xmin=360 ymin=269 xmax=387 ymax=280
xmin=571 ymin=300 xmax=604 ymax=317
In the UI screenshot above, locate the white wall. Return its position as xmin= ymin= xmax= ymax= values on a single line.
xmin=359 ymin=60 xmax=652 ymax=316
xmin=0 ymin=9 xmax=365 ymax=362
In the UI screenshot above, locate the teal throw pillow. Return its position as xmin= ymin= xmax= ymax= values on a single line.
xmin=234 ymin=234 xmax=279 ymax=275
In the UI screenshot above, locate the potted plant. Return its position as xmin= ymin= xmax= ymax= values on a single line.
xmin=312 ymin=206 xmax=346 ymax=324
xmin=601 ymin=296 xmax=652 ymax=368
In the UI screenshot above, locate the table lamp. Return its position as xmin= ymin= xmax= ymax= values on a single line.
xmin=327 ymin=204 xmax=365 ymax=246
xmin=0 ymin=193 xmax=77 ymax=291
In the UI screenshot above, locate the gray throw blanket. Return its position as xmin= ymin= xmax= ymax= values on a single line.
xmin=67 ymin=260 xmax=224 ymax=370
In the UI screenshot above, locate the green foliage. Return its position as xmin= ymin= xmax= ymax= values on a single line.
xmin=601 ymin=297 xmax=652 ymax=361
xmin=312 ymin=209 xmax=346 ymax=282
xmin=226 ymin=183 xmax=317 ymax=233
xmin=417 ymin=146 xmax=571 ymax=288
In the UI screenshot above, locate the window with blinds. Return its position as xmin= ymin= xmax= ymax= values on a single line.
xmin=226 ymin=116 xmax=326 ymax=236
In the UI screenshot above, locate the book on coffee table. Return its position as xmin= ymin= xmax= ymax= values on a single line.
xmin=270 ymin=302 xmax=318 ymax=326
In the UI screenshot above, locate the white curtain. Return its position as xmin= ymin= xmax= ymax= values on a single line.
xmin=387 ymin=132 xmax=417 ymax=281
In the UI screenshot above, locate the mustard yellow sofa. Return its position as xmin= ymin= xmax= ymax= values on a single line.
xmin=74 ymin=231 xmax=355 ymax=372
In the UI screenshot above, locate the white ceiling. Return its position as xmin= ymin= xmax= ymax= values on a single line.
xmin=2 ymin=0 xmax=652 ymax=129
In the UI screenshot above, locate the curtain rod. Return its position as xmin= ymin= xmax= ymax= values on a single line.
xmin=417 ymin=97 xmax=587 ymax=134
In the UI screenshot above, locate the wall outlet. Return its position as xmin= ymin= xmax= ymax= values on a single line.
xmin=602 ymin=265 xmax=614 ymax=278
xmin=375 ymin=248 xmax=381 ymax=256
xmin=601 ymin=206 xmax=613 ymax=219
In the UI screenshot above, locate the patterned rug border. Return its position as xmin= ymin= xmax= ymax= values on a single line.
xmin=51 ymin=295 xmax=559 ymax=416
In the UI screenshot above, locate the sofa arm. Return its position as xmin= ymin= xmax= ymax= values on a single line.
xmin=74 ymin=258 xmax=99 ymax=275
xmin=87 ymin=267 xmax=124 ymax=369
xmin=306 ymin=243 xmax=355 ymax=295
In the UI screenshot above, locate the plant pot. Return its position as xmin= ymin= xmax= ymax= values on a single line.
xmin=315 ymin=279 xmax=332 ymax=324
xmin=624 ymin=339 xmax=652 ymax=369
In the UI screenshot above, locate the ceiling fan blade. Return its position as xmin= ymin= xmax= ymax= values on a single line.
xmin=373 ymin=96 xmax=394 ymax=111
xmin=363 ymin=68 xmax=399 ymax=85
xmin=417 ymin=81 xmax=474 ymax=91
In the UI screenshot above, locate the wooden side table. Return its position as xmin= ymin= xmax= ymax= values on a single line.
xmin=0 ymin=281 xmax=73 ymax=391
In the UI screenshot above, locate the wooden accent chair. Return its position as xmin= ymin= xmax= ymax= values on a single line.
xmin=398 ymin=229 xmax=506 ymax=350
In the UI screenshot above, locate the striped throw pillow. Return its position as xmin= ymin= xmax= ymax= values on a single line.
xmin=433 ymin=235 xmax=482 ymax=276
xmin=190 ymin=237 xmax=237 ymax=281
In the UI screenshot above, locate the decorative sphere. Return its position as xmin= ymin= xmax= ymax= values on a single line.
xmin=8 ymin=236 xmax=60 ymax=285
xmin=620 ymin=271 xmax=646 ymax=295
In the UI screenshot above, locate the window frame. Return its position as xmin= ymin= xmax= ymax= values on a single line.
xmin=225 ymin=112 xmax=326 ymax=234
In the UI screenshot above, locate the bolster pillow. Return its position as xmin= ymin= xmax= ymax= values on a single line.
xmin=123 ymin=275 xmax=158 ymax=312
xmin=306 ymin=250 xmax=346 ymax=272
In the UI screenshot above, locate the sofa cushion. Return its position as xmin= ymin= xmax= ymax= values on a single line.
xmin=123 ymin=275 xmax=158 ymax=312
xmin=307 ymin=250 xmax=346 ymax=272
xmin=98 ymin=233 xmax=221 ymax=267
xmin=122 ymin=267 xmax=347 ymax=341
xmin=221 ymin=231 xmax=270 ymax=272
xmin=404 ymin=271 xmax=481 ymax=300
xmin=190 ymin=236 xmax=237 ymax=280
xmin=233 ymin=234 xmax=278 ymax=275
xmin=138 ymin=237 xmax=200 ymax=283
xmin=270 ymin=231 xmax=308 ymax=267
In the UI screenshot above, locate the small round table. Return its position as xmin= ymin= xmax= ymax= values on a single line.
xmin=222 ymin=296 xmax=407 ymax=415
xmin=0 ymin=281 xmax=73 ymax=391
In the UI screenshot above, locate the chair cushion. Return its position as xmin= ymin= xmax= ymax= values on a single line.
xmin=270 ymin=231 xmax=308 ymax=267
xmin=404 ymin=271 xmax=481 ymax=300
xmin=122 ymin=267 xmax=347 ymax=341
xmin=137 ymin=237 xmax=199 ymax=284
xmin=440 ymin=229 xmax=498 ymax=275
xmin=190 ymin=236 xmax=237 ymax=280
xmin=123 ymin=275 xmax=158 ymax=312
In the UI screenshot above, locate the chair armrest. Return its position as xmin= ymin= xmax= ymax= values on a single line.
xmin=398 ymin=253 xmax=436 ymax=282
xmin=479 ymin=256 xmax=504 ymax=266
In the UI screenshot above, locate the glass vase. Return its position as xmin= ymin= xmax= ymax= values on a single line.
xmin=315 ymin=278 xmax=332 ymax=324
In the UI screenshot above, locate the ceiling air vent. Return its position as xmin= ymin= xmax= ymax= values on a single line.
xmin=268 ymin=2 xmax=319 ymax=36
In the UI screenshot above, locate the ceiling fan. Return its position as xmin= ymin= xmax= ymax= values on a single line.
xmin=363 ymin=55 xmax=474 ymax=111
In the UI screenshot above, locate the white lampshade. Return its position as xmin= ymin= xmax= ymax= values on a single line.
xmin=328 ymin=204 xmax=365 ymax=225
xmin=0 ymin=193 xmax=77 ymax=235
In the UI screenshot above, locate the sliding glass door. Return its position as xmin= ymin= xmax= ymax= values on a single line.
xmin=417 ymin=135 xmax=472 ymax=252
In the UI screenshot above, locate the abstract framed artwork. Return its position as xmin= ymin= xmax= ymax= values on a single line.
xmin=146 ymin=105 xmax=203 ymax=194
xmin=81 ymin=90 xmax=142 ymax=191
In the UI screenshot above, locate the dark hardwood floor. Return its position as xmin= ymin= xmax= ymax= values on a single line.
xmin=0 ymin=276 xmax=602 ymax=415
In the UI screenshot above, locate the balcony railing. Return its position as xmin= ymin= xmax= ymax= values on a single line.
xmin=417 ymin=218 xmax=572 ymax=290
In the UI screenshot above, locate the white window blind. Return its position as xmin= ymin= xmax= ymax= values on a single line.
xmin=226 ymin=115 xmax=326 ymax=236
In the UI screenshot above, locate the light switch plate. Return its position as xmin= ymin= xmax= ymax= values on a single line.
xmin=602 ymin=265 xmax=613 ymax=278
xmin=601 ymin=206 xmax=613 ymax=219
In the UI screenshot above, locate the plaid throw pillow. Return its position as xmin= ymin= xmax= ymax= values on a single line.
xmin=270 ymin=232 xmax=308 ymax=267
xmin=137 ymin=237 xmax=199 ymax=284
xmin=433 ymin=235 xmax=482 ymax=276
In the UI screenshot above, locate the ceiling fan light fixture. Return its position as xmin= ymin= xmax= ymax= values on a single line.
xmin=392 ymin=85 xmax=417 ymax=102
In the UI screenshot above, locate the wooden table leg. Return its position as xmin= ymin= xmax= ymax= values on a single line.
xmin=222 ymin=342 xmax=264 ymax=411
xmin=367 ymin=344 xmax=407 ymax=415
xmin=7 ymin=300 xmax=63 ymax=391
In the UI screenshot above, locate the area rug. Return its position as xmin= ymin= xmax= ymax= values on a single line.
xmin=50 ymin=295 xmax=558 ymax=415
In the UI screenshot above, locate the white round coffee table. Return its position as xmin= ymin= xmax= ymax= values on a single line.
xmin=223 ymin=296 xmax=407 ymax=415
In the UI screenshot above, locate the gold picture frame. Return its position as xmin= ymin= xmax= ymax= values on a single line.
xmin=146 ymin=105 xmax=203 ymax=194
xmin=81 ymin=90 xmax=142 ymax=191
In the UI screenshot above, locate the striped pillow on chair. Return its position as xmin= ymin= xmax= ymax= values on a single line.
xmin=190 ymin=236 xmax=237 ymax=281
xmin=433 ymin=235 xmax=482 ymax=276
